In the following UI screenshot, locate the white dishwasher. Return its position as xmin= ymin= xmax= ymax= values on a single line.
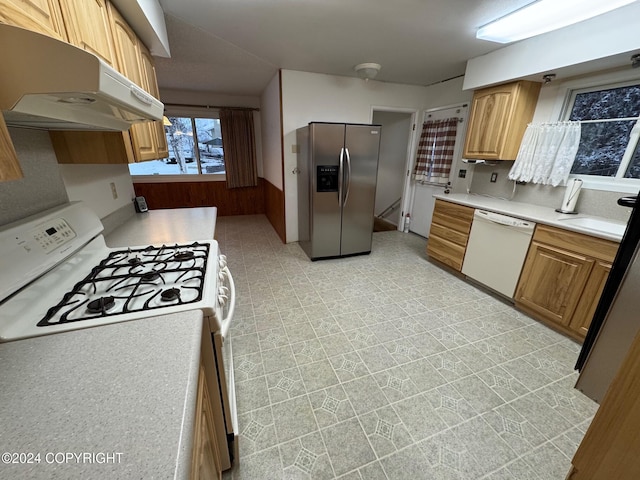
xmin=461 ymin=209 xmax=535 ymax=298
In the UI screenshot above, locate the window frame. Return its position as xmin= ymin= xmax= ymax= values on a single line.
xmin=129 ymin=111 xmax=226 ymax=183
xmin=556 ymin=70 xmax=640 ymax=193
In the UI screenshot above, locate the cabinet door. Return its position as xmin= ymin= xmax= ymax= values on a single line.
xmin=463 ymin=81 xmax=540 ymax=161
xmin=463 ymin=85 xmax=516 ymax=160
xmin=0 ymin=0 xmax=67 ymax=41
xmin=58 ymin=0 xmax=115 ymax=67
xmin=106 ymin=2 xmax=155 ymax=163
xmin=190 ymin=365 xmax=222 ymax=480
xmin=569 ymin=260 xmax=612 ymax=337
xmin=0 ymin=112 xmax=23 ymax=182
xmin=515 ymin=242 xmax=594 ymax=326
xmin=139 ymin=44 xmax=168 ymax=159
xmin=107 ymin=2 xmax=142 ymax=83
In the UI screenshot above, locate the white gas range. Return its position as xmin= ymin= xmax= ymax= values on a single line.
xmin=0 ymin=202 xmax=238 ymax=470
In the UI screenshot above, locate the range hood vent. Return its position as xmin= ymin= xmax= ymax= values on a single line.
xmin=0 ymin=24 xmax=163 ymax=131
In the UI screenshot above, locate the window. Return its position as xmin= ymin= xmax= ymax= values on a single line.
xmin=128 ymin=116 xmax=225 ymax=176
xmin=565 ymin=82 xmax=640 ymax=181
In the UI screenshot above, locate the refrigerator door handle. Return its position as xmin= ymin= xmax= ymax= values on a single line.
xmin=338 ymin=147 xmax=345 ymax=207
xmin=344 ymin=148 xmax=352 ymax=206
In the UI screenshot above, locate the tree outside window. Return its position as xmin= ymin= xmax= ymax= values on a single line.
xmin=567 ymin=83 xmax=640 ymax=179
xmin=128 ymin=116 xmax=225 ymax=176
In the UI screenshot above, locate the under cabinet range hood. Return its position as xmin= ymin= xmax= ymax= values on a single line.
xmin=0 ymin=24 xmax=163 ymax=131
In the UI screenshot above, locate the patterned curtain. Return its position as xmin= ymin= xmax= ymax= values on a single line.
xmin=412 ymin=118 xmax=458 ymax=184
xmin=220 ymin=108 xmax=258 ymax=188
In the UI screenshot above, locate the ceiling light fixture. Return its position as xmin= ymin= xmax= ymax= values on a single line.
xmin=354 ymin=63 xmax=381 ymax=82
xmin=476 ymin=0 xmax=637 ymax=44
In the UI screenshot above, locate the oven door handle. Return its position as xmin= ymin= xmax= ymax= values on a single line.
xmin=219 ymin=266 xmax=236 ymax=339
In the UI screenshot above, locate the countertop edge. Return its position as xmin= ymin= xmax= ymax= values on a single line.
xmin=434 ymin=193 xmax=624 ymax=243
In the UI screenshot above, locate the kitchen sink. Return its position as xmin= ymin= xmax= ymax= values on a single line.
xmin=558 ymin=216 xmax=626 ymax=237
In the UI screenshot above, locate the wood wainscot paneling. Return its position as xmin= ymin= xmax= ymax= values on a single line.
xmin=133 ymin=178 xmax=266 ymax=216
xmin=263 ymin=178 xmax=285 ymax=243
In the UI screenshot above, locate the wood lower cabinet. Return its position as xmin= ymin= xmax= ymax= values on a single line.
xmin=515 ymin=224 xmax=618 ymax=340
xmin=426 ymin=199 xmax=474 ymax=271
xmin=0 ymin=0 xmax=67 ymax=41
xmin=463 ymin=80 xmax=541 ymax=161
xmin=191 ymin=363 xmax=222 ymax=480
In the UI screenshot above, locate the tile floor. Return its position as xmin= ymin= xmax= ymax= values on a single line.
xmin=215 ymin=215 xmax=598 ymax=480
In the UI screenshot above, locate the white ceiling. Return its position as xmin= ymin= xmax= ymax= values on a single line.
xmin=155 ymin=0 xmax=536 ymax=96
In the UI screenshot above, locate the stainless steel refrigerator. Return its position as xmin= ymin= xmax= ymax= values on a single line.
xmin=297 ymin=122 xmax=381 ymax=260
xmin=575 ymin=193 xmax=640 ymax=403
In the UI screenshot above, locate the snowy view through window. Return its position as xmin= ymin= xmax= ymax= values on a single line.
xmin=129 ymin=117 xmax=225 ymax=176
xmin=569 ymin=84 xmax=640 ymax=178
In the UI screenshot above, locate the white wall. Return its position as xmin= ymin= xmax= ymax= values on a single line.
xmin=260 ymin=72 xmax=283 ymax=189
xmin=464 ymin=2 xmax=640 ymax=90
xmin=281 ymin=70 xmax=471 ymax=242
xmin=0 ymin=129 xmax=68 ymax=226
xmin=59 ymin=164 xmax=136 ymax=219
xmin=372 ymin=111 xmax=412 ymax=223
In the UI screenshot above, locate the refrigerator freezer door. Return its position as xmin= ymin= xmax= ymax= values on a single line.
xmin=575 ymin=242 xmax=640 ymax=403
xmin=310 ymin=123 xmax=345 ymax=259
xmin=341 ymin=125 xmax=381 ymax=256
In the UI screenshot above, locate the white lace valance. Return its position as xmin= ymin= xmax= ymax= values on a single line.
xmin=508 ymin=122 xmax=581 ymax=187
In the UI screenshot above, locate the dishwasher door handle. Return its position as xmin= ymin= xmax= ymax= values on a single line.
xmin=474 ymin=210 xmax=534 ymax=232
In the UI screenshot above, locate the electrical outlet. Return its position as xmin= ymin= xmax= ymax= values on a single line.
xmin=458 ymin=169 xmax=466 ymax=178
xmin=490 ymin=172 xmax=498 ymax=183
xmin=110 ymin=182 xmax=118 ymax=199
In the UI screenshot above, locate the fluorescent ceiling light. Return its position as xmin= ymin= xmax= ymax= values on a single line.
xmin=477 ymin=0 xmax=638 ymax=43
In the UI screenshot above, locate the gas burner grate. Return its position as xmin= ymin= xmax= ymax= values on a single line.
xmin=37 ymin=242 xmax=210 ymax=326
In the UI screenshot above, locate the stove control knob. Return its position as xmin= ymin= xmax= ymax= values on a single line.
xmin=218 ymin=255 xmax=227 ymax=269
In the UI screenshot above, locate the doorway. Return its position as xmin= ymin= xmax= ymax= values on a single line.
xmin=371 ymin=110 xmax=415 ymax=230
xmin=408 ymin=104 xmax=468 ymax=237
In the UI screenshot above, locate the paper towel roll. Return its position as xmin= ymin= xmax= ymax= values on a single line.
xmin=559 ymin=179 xmax=583 ymax=213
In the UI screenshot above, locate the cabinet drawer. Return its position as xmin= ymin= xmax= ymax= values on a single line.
xmin=430 ymin=223 xmax=468 ymax=247
xmin=533 ymin=224 xmax=618 ymax=262
xmin=432 ymin=200 xmax=474 ymax=234
xmin=427 ymin=234 xmax=466 ymax=271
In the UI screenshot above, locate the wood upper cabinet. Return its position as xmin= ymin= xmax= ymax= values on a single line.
xmin=0 ymin=0 xmax=67 ymax=41
xmin=514 ymin=224 xmax=618 ymax=340
xmin=58 ymin=0 xmax=116 ymax=67
xmin=108 ymin=2 xmax=167 ymax=162
xmin=139 ymin=45 xmax=168 ymax=159
xmin=463 ymin=80 xmax=541 ymax=161
xmin=0 ymin=112 xmax=23 ymax=182
xmin=426 ymin=199 xmax=474 ymax=271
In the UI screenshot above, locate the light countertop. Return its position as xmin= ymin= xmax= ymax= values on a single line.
xmin=105 ymin=207 xmax=217 ymax=247
xmin=435 ymin=193 xmax=626 ymax=242
xmin=0 ymin=311 xmax=204 ymax=480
